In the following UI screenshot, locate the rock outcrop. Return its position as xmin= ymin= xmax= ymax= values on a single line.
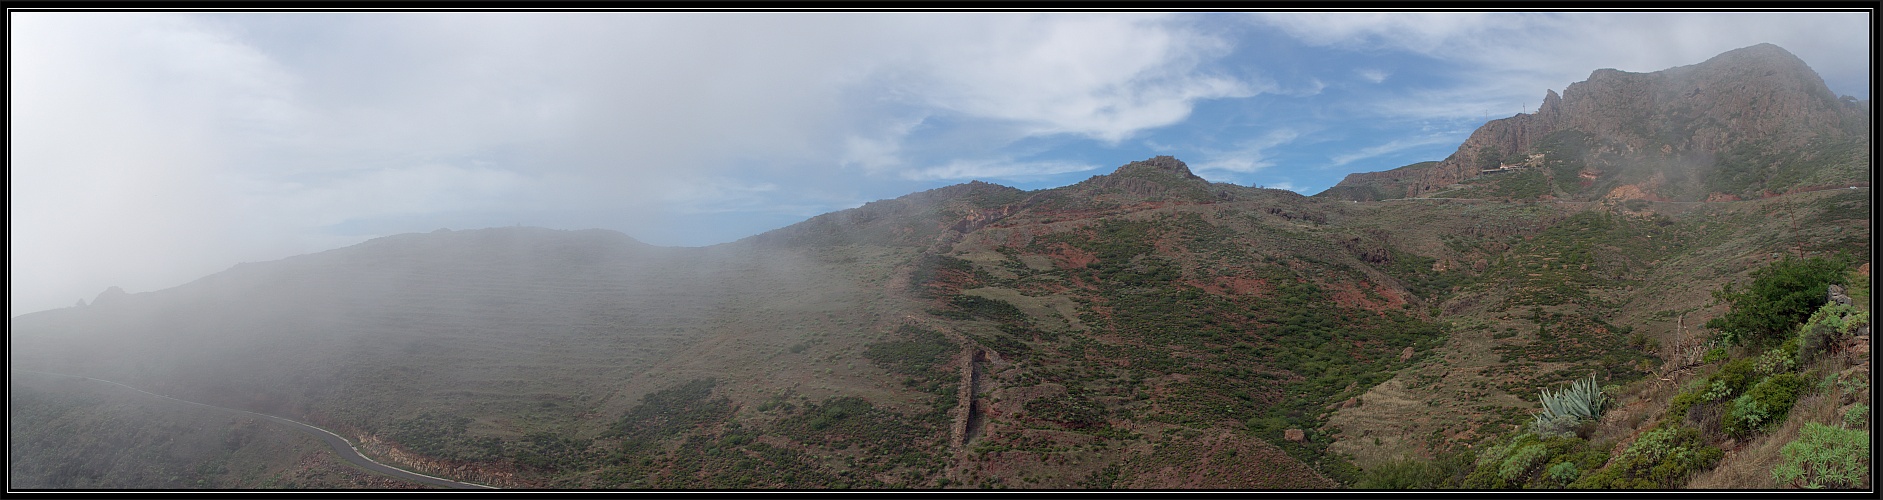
xmin=1325 ymin=43 xmax=1867 ymax=200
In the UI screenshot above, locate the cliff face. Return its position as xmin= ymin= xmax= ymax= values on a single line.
xmin=1319 ymin=161 xmax=1437 ymax=201
xmin=1327 ymin=43 xmax=1866 ymax=200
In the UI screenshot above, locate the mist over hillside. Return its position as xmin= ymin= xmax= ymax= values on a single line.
xmin=10 ymin=43 xmax=1872 ymax=490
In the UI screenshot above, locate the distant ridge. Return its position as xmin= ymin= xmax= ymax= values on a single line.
xmin=1320 ymin=43 xmax=1869 ymax=201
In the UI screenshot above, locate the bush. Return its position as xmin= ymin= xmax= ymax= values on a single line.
xmin=1844 ymin=404 xmax=1869 ymax=430
xmin=1798 ymin=302 xmax=1870 ymax=365
xmin=1356 ymin=457 xmax=1440 ymax=489
xmin=1545 ymin=461 xmax=1581 ymax=488
xmin=1572 ymin=425 xmax=1722 ymax=489
xmin=1772 ymin=423 xmax=1870 ymax=489
xmin=1723 ymin=373 xmax=1807 ymax=437
xmin=1706 ymin=256 xmax=1849 ymax=347
xmin=1755 ymin=344 xmax=1798 ymax=376
xmin=1712 ymin=358 xmax=1760 ymax=397
xmin=1463 ymin=433 xmax=1603 ymax=489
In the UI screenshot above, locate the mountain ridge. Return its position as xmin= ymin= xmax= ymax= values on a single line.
xmin=1322 ymin=43 xmax=1869 ymax=202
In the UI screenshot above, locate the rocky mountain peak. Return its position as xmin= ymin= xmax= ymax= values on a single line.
xmin=1322 ymin=43 xmax=1864 ymax=201
xmin=1113 ymin=155 xmax=1204 ymax=181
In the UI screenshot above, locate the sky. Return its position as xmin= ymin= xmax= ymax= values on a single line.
xmin=8 ymin=10 xmax=1873 ymax=315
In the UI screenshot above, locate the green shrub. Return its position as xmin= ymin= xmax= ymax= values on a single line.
xmin=1839 ymin=376 xmax=1869 ymax=398
xmin=1356 ymin=457 xmax=1441 ymax=489
xmin=1772 ymin=423 xmax=1870 ymax=489
xmin=1668 ymin=388 xmax=1710 ymax=421
xmin=1572 ymin=425 xmax=1722 ymax=489
xmin=1798 ymin=302 xmax=1870 ymax=365
xmin=1499 ymin=443 xmax=1552 ymax=481
xmin=1700 ymin=347 xmax=1729 ymax=364
xmin=1706 ymin=256 xmax=1849 ymax=347
xmin=1464 ymin=433 xmax=1602 ymax=489
xmin=1545 ymin=461 xmax=1581 ymax=488
xmin=1755 ymin=345 xmax=1798 ymax=376
xmin=1843 ymin=404 xmax=1869 ymax=430
xmin=1713 ymin=358 xmax=1760 ymax=396
xmin=1723 ymin=373 xmax=1807 ymax=437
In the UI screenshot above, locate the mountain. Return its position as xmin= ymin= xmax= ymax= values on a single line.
xmin=10 ymin=44 xmax=1873 ymax=490
xmin=1321 ymin=43 xmax=1870 ymax=202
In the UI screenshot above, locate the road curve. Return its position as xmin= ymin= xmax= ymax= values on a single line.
xmin=11 ymin=369 xmax=498 ymax=490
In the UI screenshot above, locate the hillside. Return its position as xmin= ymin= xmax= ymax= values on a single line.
xmin=9 ymin=43 xmax=1873 ymax=490
xmin=1320 ymin=43 xmax=1870 ymax=203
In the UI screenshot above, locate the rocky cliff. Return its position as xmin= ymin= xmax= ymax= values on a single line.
xmin=1326 ymin=43 xmax=1869 ymax=200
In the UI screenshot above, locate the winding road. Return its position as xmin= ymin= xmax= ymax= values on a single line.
xmin=11 ymin=369 xmax=498 ymax=490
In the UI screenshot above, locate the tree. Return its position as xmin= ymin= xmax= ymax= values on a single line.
xmin=1705 ymin=256 xmax=1849 ymax=347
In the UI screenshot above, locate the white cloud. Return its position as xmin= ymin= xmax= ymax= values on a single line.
xmin=1189 ymin=128 xmax=1302 ymax=174
xmin=904 ymin=158 xmax=1099 ymax=181
xmin=1328 ymin=134 xmax=1460 ymax=168
xmin=886 ymin=13 xmax=1262 ymax=143
xmin=1357 ymin=68 xmax=1389 ymax=84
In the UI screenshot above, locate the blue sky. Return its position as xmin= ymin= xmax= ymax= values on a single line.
xmin=8 ymin=11 xmax=1873 ymax=314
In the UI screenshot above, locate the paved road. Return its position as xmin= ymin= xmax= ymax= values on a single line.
xmin=11 ymin=369 xmax=497 ymax=490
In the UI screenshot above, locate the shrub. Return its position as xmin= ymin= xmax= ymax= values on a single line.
xmin=1706 ymin=256 xmax=1849 ymax=347
xmin=1798 ymin=302 xmax=1869 ymax=365
xmin=1498 ymin=443 xmax=1552 ymax=481
xmin=1356 ymin=457 xmax=1440 ymax=489
xmin=1844 ymin=404 xmax=1870 ymax=429
xmin=1668 ymin=388 xmax=1710 ymax=422
xmin=1755 ymin=345 xmax=1798 ymax=376
xmin=1772 ymin=423 xmax=1869 ymax=489
xmin=1462 ymin=433 xmax=1602 ymax=489
xmin=1545 ymin=461 xmax=1581 ymax=488
xmin=1712 ymin=358 xmax=1759 ymax=396
xmin=1723 ymin=373 xmax=1807 ymax=437
xmin=1572 ymin=425 xmax=1722 ymax=489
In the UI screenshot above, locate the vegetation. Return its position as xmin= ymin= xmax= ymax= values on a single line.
xmin=1722 ymin=373 xmax=1807 ymax=438
xmin=1705 ymin=255 xmax=1850 ymax=347
xmin=1797 ymin=302 xmax=1870 ymax=365
xmin=1771 ymin=423 xmax=1870 ymax=489
xmin=1532 ymin=374 xmax=1608 ymax=438
xmin=384 ymin=413 xmax=503 ymax=462
xmin=1456 ymin=432 xmax=1608 ymax=489
xmin=1571 ymin=425 xmax=1722 ymax=489
xmin=864 ymin=324 xmax=957 ymax=378
xmin=1353 ymin=457 xmax=1441 ymax=489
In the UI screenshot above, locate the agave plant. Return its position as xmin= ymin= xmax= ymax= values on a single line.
xmin=1532 ymin=374 xmax=1608 ymax=435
